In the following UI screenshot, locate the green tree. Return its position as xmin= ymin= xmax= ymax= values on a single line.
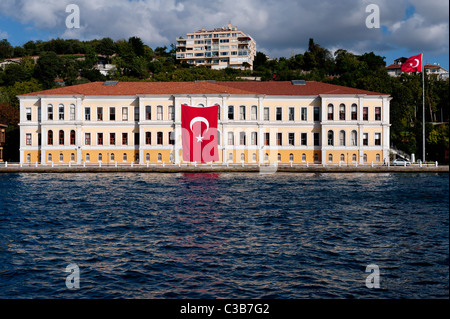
xmin=0 ymin=39 xmax=14 ymax=59
xmin=34 ymin=52 xmax=64 ymax=89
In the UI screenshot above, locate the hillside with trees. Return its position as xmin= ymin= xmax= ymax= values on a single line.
xmin=0 ymin=37 xmax=448 ymax=163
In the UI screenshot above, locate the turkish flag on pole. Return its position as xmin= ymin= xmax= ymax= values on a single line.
xmin=401 ymin=54 xmax=423 ymax=73
xmin=181 ymin=104 xmax=219 ymax=163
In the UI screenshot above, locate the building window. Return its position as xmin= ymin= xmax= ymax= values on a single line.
xmin=301 ymin=133 xmax=307 ymax=146
xmin=157 ymin=153 xmax=162 ymax=162
xmin=123 ymin=153 xmax=127 ymax=162
xmin=264 ymin=133 xmax=270 ymax=146
xmin=375 ymin=133 xmax=381 ymax=146
xmin=339 ymin=104 xmax=346 ymax=120
xmin=264 ymin=153 xmax=269 ymax=162
xmin=351 ymin=130 xmax=357 ymax=146
xmin=70 ymin=130 xmax=76 ymax=145
xmin=251 ymin=132 xmax=257 ymax=145
xmin=250 ymin=105 xmax=257 ymax=120
xmin=290 ymin=153 xmax=294 ymax=162
xmin=375 ymin=107 xmax=381 ymax=121
xmin=134 ymin=106 xmax=140 ymax=121
xmin=264 ymin=107 xmax=269 ymax=121
xmin=48 ymin=130 xmax=53 ymax=145
xmin=228 ymin=153 xmax=233 ymax=162
xmin=168 ymin=105 xmax=175 ymax=121
xmin=363 ymin=154 xmax=368 ymax=163
xmin=122 ymin=107 xmax=128 ymax=121
xmin=351 ymin=104 xmax=357 ymax=120
xmin=48 ymin=104 xmax=53 ymax=120
xmin=134 ymin=132 xmax=139 ymax=146
xmin=328 ymin=154 xmax=333 ymax=163
xmin=58 ymin=104 xmax=65 ymax=120
xmin=59 ymin=130 xmax=65 ymax=145
xmin=289 ymin=107 xmax=295 ymax=121
xmin=228 ymin=132 xmax=234 ymax=145
xmin=340 ymin=154 xmax=345 ymax=162
xmin=302 ymin=153 xmax=307 ymax=162
xmin=145 ymin=106 xmax=151 ymax=120
xmin=339 ymin=130 xmax=346 ymax=146
xmin=328 ymin=130 xmax=334 ymax=146
xmin=239 ymin=132 xmax=246 ymax=145
xmin=85 ymin=107 xmax=91 ymax=121
xmin=98 ymin=133 xmax=103 ymax=145
xmin=327 ymin=104 xmax=334 ymax=120
xmin=277 ymin=133 xmax=282 ymax=146
xmin=252 ymin=153 xmax=257 ymax=162
xmin=157 ymin=105 xmax=163 ymax=120
xmin=352 ymin=154 xmax=357 ymax=162
xmin=363 ymin=133 xmax=368 ymax=146
xmin=109 ymin=107 xmax=115 ymax=121
xmin=301 ymin=107 xmax=307 ymax=121
xmin=122 ymin=133 xmax=128 ymax=145
xmin=110 ymin=133 xmax=115 ymax=145
xmin=98 ymin=153 xmax=103 ymax=162
xmin=37 ymin=107 xmax=41 ymax=122
xmin=240 ymin=153 xmax=245 ymax=162
xmin=85 ymin=133 xmax=91 ymax=145
xmin=314 ymin=106 xmax=320 ymax=122
xmin=277 ymin=153 xmax=281 ymax=162
xmin=59 ymin=153 xmax=64 ymax=162
xmin=363 ymin=107 xmax=368 ymax=121
xmin=86 ymin=153 xmax=90 ymax=162
xmin=169 ymin=132 xmax=174 ymax=145
xmin=376 ymin=154 xmax=381 ymax=162
xmin=290 ymin=133 xmax=297 ymax=146
xmin=157 ymin=132 xmax=163 ymax=145
xmin=217 ymin=130 xmax=221 ymax=145
xmin=144 ymin=132 xmax=151 ymax=145
xmin=26 ymin=133 xmax=32 ymax=146
xmin=110 ymin=153 xmax=114 ymax=162
xmin=26 ymin=108 xmax=32 ymax=121
xmin=70 ymin=104 xmax=75 ymax=121
xmin=71 ymin=153 xmax=75 ymax=162
xmin=228 ymin=105 xmax=234 ymax=120
xmin=97 ymin=107 xmax=103 ymax=121
xmin=313 ymin=132 xmax=320 ymax=146
xmin=314 ymin=153 xmax=319 ymax=163
xmin=276 ymin=107 xmax=282 ymax=121
xmin=146 ymin=153 xmax=150 ymax=162
xmin=239 ymin=105 xmax=246 ymax=120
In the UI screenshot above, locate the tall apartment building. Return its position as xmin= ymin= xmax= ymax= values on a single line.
xmin=176 ymin=24 xmax=256 ymax=70
xmin=18 ymin=80 xmax=391 ymax=166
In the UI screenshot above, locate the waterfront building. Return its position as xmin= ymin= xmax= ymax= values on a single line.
xmin=176 ymin=24 xmax=256 ymax=70
xmin=18 ymin=80 xmax=391 ymax=165
xmin=0 ymin=124 xmax=6 ymax=162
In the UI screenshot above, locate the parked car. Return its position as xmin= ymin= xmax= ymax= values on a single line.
xmin=391 ymin=158 xmax=412 ymax=166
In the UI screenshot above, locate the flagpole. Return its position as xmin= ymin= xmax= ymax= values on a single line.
xmin=422 ymin=53 xmax=425 ymax=162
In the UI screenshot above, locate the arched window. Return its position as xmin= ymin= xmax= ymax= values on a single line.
xmin=277 ymin=153 xmax=281 ymax=162
xmin=110 ymin=153 xmax=115 ymax=162
xmin=328 ymin=154 xmax=333 ymax=163
xmin=99 ymin=153 xmax=103 ymax=162
xmin=240 ymin=153 xmax=245 ymax=162
xmin=352 ymin=154 xmax=357 ymax=162
xmin=26 ymin=154 xmax=31 ymax=163
xmin=70 ymin=130 xmax=76 ymax=145
xmin=228 ymin=105 xmax=234 ymax=120
xmin=328 ymin=130 xmax=334 ymax=146
xmin=376 ymin=154 xmax=381 ymax=162
xmin=252 ymin=153 xmax=257 ymax=162
xmin=48 ymin=130 xmax=53 ymax=145
xmin=351 ymin=130 xmax=357 ymax=146
xmin=327 ymin=104 xmax=334 ymax=120
xmin=47 ymin=104 xmax=54 ymax=120
xmin=228 ymin=153 xmax=233 ymax=162
xmin=290 ymin=153 xmax=294 ymax=162
xmin=86 ymin=153 xmax=90 ymax=162
xmin=251 ymin=105 xmax=257 ymax=120
xmin=70 ymin=104 xmax=75 ymax=121
xmin=302 ymin=153 xmax=306 ymax=162
xmin=59 ymin=153 xmax=64 ymax=162
xmin=340 ymin=154 xmax=345 ymax=162
xmin=123 ymin=153 xmax=127 ymax=162
xmin=351 ymin=104 xmax=357 ymax=120
xmin=48 ymin=153 xmax=52 ymax=162
xmin=363 ymin=154 xmax=368 ymax=163
xmin=265 ymin=153 xmax=269 ymax=162
xmin=146 ymin=153 xmax=150 ymax=162
xmin=314 ymin=153 xmax=319 ymax=163
xmin=339 ymin=130 xmax=346 ymax=146
xmin=157 ymin=153 xmax=162 ymax=162
xmin=59 ymin=130 xmax=64 ymax=145
xmin=71 ymin=153 xmax=75 ymax=162
xmin=58 ymin=104 xmax=65 ymax=120
xmin=339 ymin=104 xmax=346 ymax=120
xmin=145 ymin=105 xmax=151 ymax=120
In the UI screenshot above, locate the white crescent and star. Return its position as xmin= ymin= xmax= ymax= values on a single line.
xmin=190 ymin=117 xmax=210 ymax=143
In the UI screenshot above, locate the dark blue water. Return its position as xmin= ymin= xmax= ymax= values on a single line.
xmin=0 ymin=172 xmax=448 ymax=299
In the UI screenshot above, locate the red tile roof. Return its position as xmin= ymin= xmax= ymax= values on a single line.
xmin=19 ymin=81 xmax=389 ymax=97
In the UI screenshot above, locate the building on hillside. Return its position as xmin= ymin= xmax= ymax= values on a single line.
xmin=176 ymin=24 xmax=256 ymax=70
xmin=386 ymin=58 xmax=449 ymax=80
xmin=0 ymin=124 xmax=6 ymax=162
xmin=18 ymin=80 xmax=391 ymax=165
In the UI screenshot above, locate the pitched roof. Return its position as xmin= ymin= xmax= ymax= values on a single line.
xmin=19 ymin=81 xmax=389 ymax=98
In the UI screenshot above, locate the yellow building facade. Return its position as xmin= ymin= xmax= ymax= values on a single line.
xmin=19 ymin=81 xmax=391 ymax=165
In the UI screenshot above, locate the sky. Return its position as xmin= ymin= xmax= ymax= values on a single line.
xmin=0 ymin=0 xmax=448 ymax=70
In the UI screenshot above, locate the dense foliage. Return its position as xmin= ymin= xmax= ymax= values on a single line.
xmin=0 ymin=37 xmax=448 ymax=163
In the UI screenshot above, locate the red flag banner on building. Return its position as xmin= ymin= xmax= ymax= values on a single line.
xmin=401 ymin=54 xmax=423 ymax=73
xmin=181 ymin=104 xmax=219 ymax=163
